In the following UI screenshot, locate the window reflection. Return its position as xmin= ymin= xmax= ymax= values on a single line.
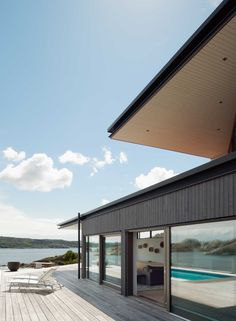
xmin=87 ymin=235 xmax=99 ymax=282
xmin=171 ymin=220 xmax=236 ymax=321
xmin=138 ymin=231 xmax=151 ymax=239
xmin=104 ymin=235 xmax=121 ymax=286
xmin=152 ymin=230 xmax=164 ymax=238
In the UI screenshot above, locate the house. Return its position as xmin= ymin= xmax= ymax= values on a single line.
xmin=58 ymin=1 xmax=236 ymax=321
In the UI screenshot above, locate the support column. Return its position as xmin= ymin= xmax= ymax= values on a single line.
xmin=121 ymin=231 xmax=133 ymax=296
xmin=99 ymin=235 xmax=105 ymax=284
xmin=228 ymin=116 xmax=236 ymax=152
xmin=165 ymin=227 xmax=171 ymax=311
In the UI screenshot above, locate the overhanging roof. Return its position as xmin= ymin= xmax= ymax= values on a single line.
xmin=58 ymin=219 xmax=79 ymax=230
xmin=58 ymin=217 xmax=78 ymax=229
xmin=108 ymin=0 xmax=236 ymax=159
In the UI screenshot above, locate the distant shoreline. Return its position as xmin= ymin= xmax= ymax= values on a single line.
xmin=0 ymin=246 xmax=78 ymax=249
xmin=0 ymin=249 xmax=78 ymax=267
xmin=0 ymin=236 xmax=78 ymax=249
xmin=0 ymin=247 xmax=78 ymax=266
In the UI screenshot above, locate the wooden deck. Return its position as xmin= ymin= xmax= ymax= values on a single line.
xmin=0 ymin=265 xmax=181 ymax=321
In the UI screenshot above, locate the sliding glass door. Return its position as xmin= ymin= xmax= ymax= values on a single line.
xmin=135 ymin=228 xmax=170 ymax=308
xmin=103 ymin=234 xmax=121 ymax=286
xmin=85 ymin=233 xmax=121 ymax=286
xmin=86 ymin=235 xmax=99 ymax=282
xmin=171 ymin=219 xmax=236 ymax=321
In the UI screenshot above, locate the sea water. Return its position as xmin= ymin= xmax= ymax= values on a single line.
xmin=0 ymin=248 xmax=78 ymax=266
xmin=171 ymin=251 xmax=235 ymax=273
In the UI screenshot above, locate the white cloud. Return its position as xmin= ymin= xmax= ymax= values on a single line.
xmin=103 ymin=148 xmax=114 ymax=165
xmin=0 ymin=153 xmax=72 ymax=192
xmin=3 ymin=147 xmax=26 ymax=162
xmin=135 ymin=166 xmax=176 ymax=189
xmin=58 ymin=147 xmax=128 ymax=177
xmin=119 ymin=152 xmax=128 ymax=164
xmin=90 ymin=147 xmax=115 ymax=176
xmin=0 ymin=201 xmax=76 ymax=240
xmin=101 ymin=199 xmax=110 ymax=206
xmin=90 ymin=167 xmax=98 ymax=177
xmin=59 ymin=150 xmax=90 ymax=165
xmin=94 ymin=147 xmax=114 ymax=168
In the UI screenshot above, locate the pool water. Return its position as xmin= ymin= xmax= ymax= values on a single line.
xmin=171 ymin=268 xmax=231 ymax=281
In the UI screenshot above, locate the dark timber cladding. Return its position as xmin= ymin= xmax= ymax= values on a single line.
xmin=81 ymin=152 xmax=236 ymax=235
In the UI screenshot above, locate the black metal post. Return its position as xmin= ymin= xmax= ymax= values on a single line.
xmin=78 ymin=212 xmax=80 ymax=279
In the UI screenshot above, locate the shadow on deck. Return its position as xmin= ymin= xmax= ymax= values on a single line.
xmin=55 ymin=267 xmax=181 ymax=321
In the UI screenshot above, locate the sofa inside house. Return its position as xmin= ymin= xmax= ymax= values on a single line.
xmin=137 ymin=261 xmax=164 ymax=286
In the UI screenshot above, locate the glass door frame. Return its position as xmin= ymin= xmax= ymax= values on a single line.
xmin=100 ymin=233 xmax=122 ymax=289
xmin=132 ymin=226 xmax=170 ymax=311
xmin=164 ymin=227 xmax=171 ymax=311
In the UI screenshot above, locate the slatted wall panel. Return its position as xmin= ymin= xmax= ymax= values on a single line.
xmin=82 ymin=171 xmax=236 ymax=235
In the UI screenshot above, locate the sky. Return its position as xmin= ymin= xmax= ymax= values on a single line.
xmin=172 ymin=219 xmax=235 ymax=243
xmin=0 ymin=0 xmax=223 ymax=240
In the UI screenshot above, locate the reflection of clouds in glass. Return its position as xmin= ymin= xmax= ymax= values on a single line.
xmin=152 ymin=230 xmax=164 ymax=237
xmin=105 ymin=235 xmax=121 ymax=285
xmin=105 ymin=235 xmax=121 ymax=244
xmin=172 ymin=220 xmax=235 ymax=243
xmin=89 ymin=235 xmax=99 ymax=243
xmin=139 ymin=231 xmax=151 ymax=239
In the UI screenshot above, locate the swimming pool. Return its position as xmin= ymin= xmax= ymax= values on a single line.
xmin=171 ymin=268 xmax=231 ymax=281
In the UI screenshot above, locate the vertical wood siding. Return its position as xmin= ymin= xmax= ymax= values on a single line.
xmin=82 ymin=172 xmax=236 ymax=235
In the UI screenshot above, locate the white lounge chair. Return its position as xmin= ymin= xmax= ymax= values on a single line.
xmin=9 ymin=268 xmax=58 ymax=292
xmin=10 ymin=269 xmax=48 ymax=280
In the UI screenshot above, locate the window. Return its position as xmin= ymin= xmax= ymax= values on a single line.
xmin=104 ymin=235 xmax=121 ymax=286
xmin=151 ymin=230 xmax=164 ymax=238
xmin=87 ymin=235 xmax=99 ymax=282
xmin=137 ymin=230 xmax=164 ymax=239
xmin=171 ymin=220 xmax=236 ymax=321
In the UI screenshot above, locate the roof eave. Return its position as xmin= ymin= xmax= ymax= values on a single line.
xmin=57 ymin=216 xmax=78 ymax=229
xmin=108 ymin=0 xmax=236 ymax=137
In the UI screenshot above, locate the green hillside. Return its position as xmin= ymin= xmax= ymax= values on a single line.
xmin=0 ymin=236 xmax=78 ymax=249
xmin=172 ymin=238 xmax=236 ymax=255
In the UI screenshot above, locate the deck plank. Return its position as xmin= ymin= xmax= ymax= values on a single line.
xmin=0 ymin=266 xmax=181 ymax=321
xmin=53 ymin=292 xmax=94 ymax=321
xmin=59 ymin=286 xmax=132 ymax=321
xmin=21 ymin=291 xmax=40 ymax=321
xmin=16 ymin=291 xmax=32 ymax=321
xmin=5 ymin=292 xmax=14 ymax=321
xmin=45 ymin=293 xmax=76 ymax=321
xmin=26 ymin=292 xmax=48 ymax=321
xmin=40 ymin=295 xmax=72 ymax=320
xmin=11 ymin=292 xmax=23 ymax=321
xmin=0 ymin=294 xmax=6 ymax=321
xmin=55 ymin=287 xmax=115 ymax=321
xmin=55 ymin=271 xmax=174 ymax=321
